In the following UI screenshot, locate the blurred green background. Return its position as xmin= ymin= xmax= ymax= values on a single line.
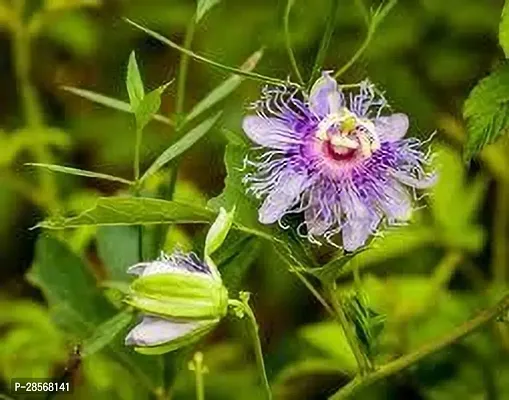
xmin=1 ymin=0 xmax=509 ymax=399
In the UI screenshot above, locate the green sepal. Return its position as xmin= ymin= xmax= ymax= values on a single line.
xmin=134 ymin=319 xmax=218 ymax=355
xmin=128 ymin=273 xmax=228 ymax=319
xmin=205 ymin=207 xmax=235 ymax=257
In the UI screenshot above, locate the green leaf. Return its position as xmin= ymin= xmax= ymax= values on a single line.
xmin=218 ymin=235 xmax=261 ymax=293
xmin=0 ymin=301 xmax=66 ymax=380
xmin=208 ymin=143 xmax=264 ymax=231
xmin=431 ymin=146 xmax=486 ymax=251
xmin=28 ymin=236 xmax=163 ymax=390
xmin=208 ymin=143 xmax=316 ymax=271
xmin=44 ymin=0 xmax=99 ymax=11
xmin=305 ymin=252 xmax=362 ymax=283
xmin=463 ymin=62 xmax=509 ymax=160
xmin=273 ymin=359 xmax=348 ymax=400
xmin=134 ymin=82 xmax=171 ymax=132
xmin=140 ymin=112 xmax=221 ymax=183
xmin=196 ymin=0 xmax=221 ymax=23
xmin=184 ymin=50 xmax=263 ymax=124
xmin=37 ymin=197 xmax=214 ymax=229
xmin=97 ymin=226 xmax=140 ymax=281
xmin=320 ymin=226 xmax=435 ymax=279
xmin=62 ymin=86 xmax=175 ymax=126
xmin=28 ymin=235 xmax=116 ymax=335
xmin=26 ymin=163 xmax=134 ymax=185
xmin=300 ymin=322 xmax=357 ymax=374
xmin=205 ymin=207 xmax=235 ymax=257
xmin=82 ymin=310 xmax=134 ymax=357
xmin=124 ymin=18 xmax=291 ymax=87
xmin=500 ymin=0 xmax=509 ymax=58
xmin=126 ymin=51 xmax=145 ymax=110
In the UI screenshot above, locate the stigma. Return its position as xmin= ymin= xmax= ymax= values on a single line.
xmin=316 ymin=108 xmax=380 ymax=159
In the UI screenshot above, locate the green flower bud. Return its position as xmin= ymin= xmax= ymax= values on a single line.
xmin=125 ymin=208 xmax=234 ymax=355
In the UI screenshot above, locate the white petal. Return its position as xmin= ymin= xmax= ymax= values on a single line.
xmin=259 ymin=173 xmax=310 ymax=224
xmin=374 ymin=113 xmax=409 ymax=142
xmin=242 ymin=116 xmax=297 ymax=149
xmin=125 ymin=316 xmax=214 ymax=347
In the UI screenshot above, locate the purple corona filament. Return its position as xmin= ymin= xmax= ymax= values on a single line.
xmin=242 ymin=72 xmax=436 ymax=251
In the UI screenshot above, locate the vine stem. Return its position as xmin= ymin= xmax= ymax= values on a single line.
xmin=284 ymin=0 xmax=304 ymax=85
xmin=333 ymin=24 xmax=374 ymax=79
xmin=309 ymin=0 xmax=340 ymax=86
xmin=329 ymin=292 xmax=509 ymax=399
xmin=291 ymin=268 xmax=334 ymax=315
xmin=176 ymin=18 xmax=196 ymax=116
xmin=326 ymin=284 xmax=369 ymax=376
xmin=229 ymin=297 xmax=272 ymax=400
xmin=134 ymin=128 xmax=142 ymax=181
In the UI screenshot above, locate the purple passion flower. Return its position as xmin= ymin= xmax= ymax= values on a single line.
xmin=125 ymin=251 xmax=227 ymax=355
xmin=242 ymin=72 xmax=435 ymax=251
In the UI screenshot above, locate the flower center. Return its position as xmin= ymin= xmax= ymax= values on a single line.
xmin=316 ymin=108 xmax=380 ymax=160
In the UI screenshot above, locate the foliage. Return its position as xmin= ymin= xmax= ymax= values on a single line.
xmin=0 ymin=0 xmax=509 ymax=399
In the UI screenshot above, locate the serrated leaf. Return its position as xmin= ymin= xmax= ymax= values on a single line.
xmin=62 ymin=86 xmax=174 ymax=126
xmin=82 ymin=310 xmax=134 ymax=357
xmin=183 ymin=50 xmax=263 ymax=124
xmin=463 ymin=62 xmax=509 ymax=160
xmin=26 ymin=163 xmax=133 ymax=185
xmin=501 ymin=0 xmax=509 ymax=58
xmin=127 ymin=51 xmax=145 ymax=110
xmin=37 ymin=197 xmax=215 ymax=229
xmin=140 ymin=112 xmax=221 ymax=183
xmin=196 ymin=0 xmax=221 ymax=23
xmin=134 ymin=83 xmax=171 ymax=132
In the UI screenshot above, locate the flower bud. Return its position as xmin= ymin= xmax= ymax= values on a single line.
xmin=125 ymin=250 xmax=228 ymax=355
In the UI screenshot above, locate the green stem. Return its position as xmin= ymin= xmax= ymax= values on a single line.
xmin=334 ymin=0 xmax=396 ymax=79
xmin=284 ymin=0 xmax=304 ymax=85
xmin=327 ymin=284 xmax=369 ymax=376
xmin=125 ymin=18 xmax=292 ymax=88
xmin=190 ymin=352 xmax=206 ymax=400
xmin=329 ymin=292 xmax=509 ymax=399
xmin=309 ymin=0 xmax=340 ymax=86
xmin=12 ymin=0 xmax=58 ymax=211
xmin=292 ymin=268 xmax=334 ymax=315
xmin=333 ymin=25 xmax=374 ymax=79
xmin=229 ymin=297 xmax=272 ymax=400
xmin=13 ymin=1 xmax=43 ymax=128
xmin=432 ymin=250 xmax=463 ymax=290
xmin=176 ymin=18 xmax=196 ymax=116
xmin=134 ymin=128 xmax=142 ymax=181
